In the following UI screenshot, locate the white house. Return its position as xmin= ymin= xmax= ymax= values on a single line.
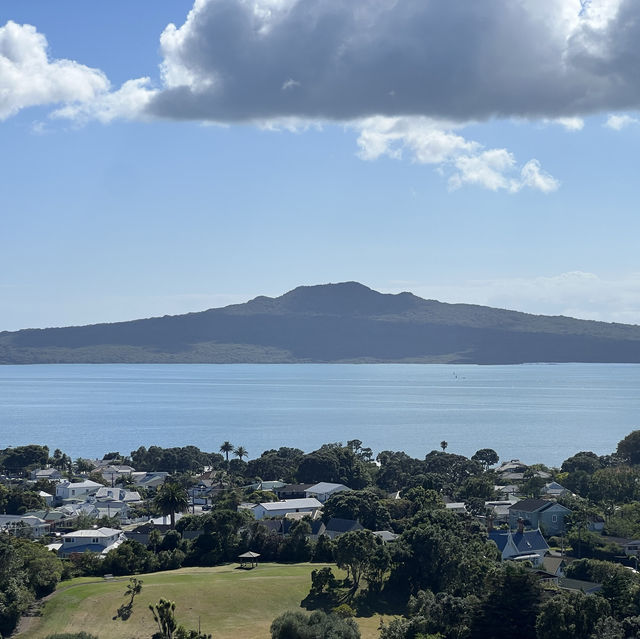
xmin=94 ymin=487 xmax=141 ymax=502
xmin=304 ymin=482 xmax=350 ymax=504
xmin=0 ymin=514 xmax=50 ymax=538
xmin=488 ymin=528 xmax=549 ymax=567
xmin=251 ymin=498 xmax=322 ymax=520
xmin=58 ymin=527 xmax=124 ymax=558
xmin=56 ymin=480 xmax=103 ymax=501
xmin=30 ymin=468 xmax=62 ymax=481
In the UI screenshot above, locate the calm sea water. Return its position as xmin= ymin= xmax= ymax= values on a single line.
xmin=0 ymin=364 xmax=639 ymax=467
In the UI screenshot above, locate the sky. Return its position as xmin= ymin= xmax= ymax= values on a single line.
xmin=2 ymin=0 xmax=640 ymax=331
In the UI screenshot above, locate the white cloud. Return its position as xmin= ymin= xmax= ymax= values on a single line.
xmin=549 ymin=117 xmax=585 ymax=131
xmin=605 ymin=113 xmax=640 ymax=130
xmin=51 ymin=78 xmax=156 ymax=124
xmin=356 ymin=117 xmax=558 ymax=193
xmin=391 ymin=271 xmax=640 ymax=325
xmin=0 ymin=21 xmax=109 ymax=120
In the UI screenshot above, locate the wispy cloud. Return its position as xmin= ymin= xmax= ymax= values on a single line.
xmin=387 ymin=271 xmax=640 ymax=325
xmin=605 ymin=113 xmax=640 ymax=130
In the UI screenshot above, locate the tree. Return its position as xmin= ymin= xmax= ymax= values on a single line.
xmin=150 ymin=599 xmax=178 ymax=639
xmin=440 ymin=441 xmax=448 ymax=452
xmin=471 ymin=448 xmax=499 ymax=470
xmin=219 ymin=441 xmax=234 ymax=464
xmin=470 ymin=564 xmax=542 ymax=639
xmin=334 ymin=530 xmax=386 ymax=593
xmin=617 ymin=430 xmax=640 ymax=465
xmin=536 ymin=591 xmax=610 ymax=639
xmin=125 ymin=577 xmax=143 ymax=607
xmin=270 ymin=610 xmax=360 ymax=639
xmin=155 ymin=481 xmax=189 ymax=528
xmin=233 ymin=446 xmax=248 ymax=461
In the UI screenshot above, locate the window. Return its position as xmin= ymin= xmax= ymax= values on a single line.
xmin=66 ymin=537 xmax=74 ymax=543
xmin=551 ymin=515 xmax=558 ymax=523
xmin=92 ymin=538 xmax=98 ymax=543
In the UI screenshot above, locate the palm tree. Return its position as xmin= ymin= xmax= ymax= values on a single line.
xmin=220 ymin=441 xmax=234 ymax=464
xmin=440 ymin=440 xmax=448 ymax=452
xmin=154 ymin=481 xmax=189 ymax=528
xmin=234 ymin=446 xmax=248 ymax=461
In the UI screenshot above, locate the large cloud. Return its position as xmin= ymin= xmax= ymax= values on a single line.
xmin=0 ymin=21 xmax=108 ymax=120
xmin=147 ymin=0 xmax=640 ymax=123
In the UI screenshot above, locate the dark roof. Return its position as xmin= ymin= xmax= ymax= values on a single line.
xmin=512 ymin=529 xmax=549 ymax=553
xmin=325 ymin=518 xmax=363 ymax=533
xmin=509 ymin=499 xmax=552 ymax=513
xmin=558 ymin=577 xmax=602 ymax=593
xmin=257 ymin=520 xmax=284 ymax=534
xmin=488 ymin=529 xmax=549 ymax=554
xmin=277 ymin=484 xmax=313 ymax=493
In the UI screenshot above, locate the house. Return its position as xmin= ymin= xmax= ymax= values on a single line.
xmin=38 ymin=490 xmax=54 ymax=506
xmin=373 ymin=530 xmax=398 ymax=542
xmin=558 ymin=577 xmax=602 ymax=595
xmin=540 ymin=482 xmax=570 ymax=498
xmin=444 ymin=502 xmax=467 ymax=514
xmin=0 ymin=514 xmax=50 ymax=538
xmin=488 ymin=528 xmax=550 ymax=567
xmin=542 ymin=556 xmax=566 ymax=577
xmin=485 ymin=500 xmax=517 ymax=524
xmin=23 ymin=509 xmax=75 ymax=531
xmin=622 ymin=540 xmax=640 ymax=557
xmin=508 ymin=499 xmax=571 ymax=536
xmin=323 ymin=518 xmax=363 ymax=540
xmin=250 ymin=498 xmax=322 ymax=520
xmin=304 ymin=482 xmax=350 ymax=503
xmin=94 ymin=486 xmax=141 ymax=502
xmin=246 ymin=480 xmax=286 ymax=492
xmin=30 ymin=468 xmax=62 ymax=481
xmin=275 ymin=484 xmax=313 ymax=500
xmin=58 ymin=527 xmax=124 ymax=558
xmin=495 ymin=485 xmax=520 ymax=500
xmin=130 ymin=472 xmax=169 ymax=491
xmin=100 ymin=465 xmax=136 ymax=484
xmin=496 ymin=460 xmax=529 ymax=475
xmin=55 ymin=480 xmax=103 ymax=501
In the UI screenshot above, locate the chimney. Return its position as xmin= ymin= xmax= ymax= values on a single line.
xmin=517 ymin=517 xmax=524 ymax=534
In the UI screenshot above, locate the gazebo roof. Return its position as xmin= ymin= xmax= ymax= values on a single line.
xmin=238 ymin=551 xmax=261 ymax=559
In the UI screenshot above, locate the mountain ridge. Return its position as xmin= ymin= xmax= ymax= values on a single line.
xmin=1 ymin=281 xmax=640 ymax=364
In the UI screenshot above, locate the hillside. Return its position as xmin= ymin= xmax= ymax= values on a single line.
xmin=2 ymin=281 xmax=640 ymax=364
xmin=18 ymin=564 xmax=386 ymax=639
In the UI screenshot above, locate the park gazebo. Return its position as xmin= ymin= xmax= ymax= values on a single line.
xmin=238 ymin=551 xmax=260 ymax=569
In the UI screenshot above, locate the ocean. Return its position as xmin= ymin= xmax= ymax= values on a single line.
xmin=0 ymin=363 xmax=638 ymax=467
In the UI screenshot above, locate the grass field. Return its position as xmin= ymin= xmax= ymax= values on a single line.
xmin=18 ymin=564 xmax=388 ymax=639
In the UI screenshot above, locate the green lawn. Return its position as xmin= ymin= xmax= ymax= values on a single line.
xmin=19 ymin=564 xmax=388 ymax=639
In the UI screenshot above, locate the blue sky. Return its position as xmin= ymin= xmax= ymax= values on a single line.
xmin=2 ymin=0 xmax=640 ymax=331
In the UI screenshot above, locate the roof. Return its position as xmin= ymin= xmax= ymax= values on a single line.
xmin=306 ymin=482 xmax=349 ymax=494
xmin=509 ymin=499 xmax=553 ymax=513
xmin=558 ymin=577 xmax=602 ymax=593
xmin=238 ymin=551 xmax=260 ymax=558
xmin=542 ymin=556 xmax=565 ymax=574
xmin=58 ymin=480 xmax=103 ymax=489
xmin=324 ymin=518 xmax=363 ymax=533
xmin=258 ymin=498 xmax=322 ymax=511
xmin=488 ymin=529 xmax=549 ymax=554
xmin=277 ymin=483 xmax=313 ymax=493
xmin=374 ymin=530 xmax=398 ymax=542
xmin=63 ymin=527 xmax=122 ymax=538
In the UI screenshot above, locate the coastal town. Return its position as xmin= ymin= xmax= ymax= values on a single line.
xmin=3 ymin=434 xmax=640 ymax=638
